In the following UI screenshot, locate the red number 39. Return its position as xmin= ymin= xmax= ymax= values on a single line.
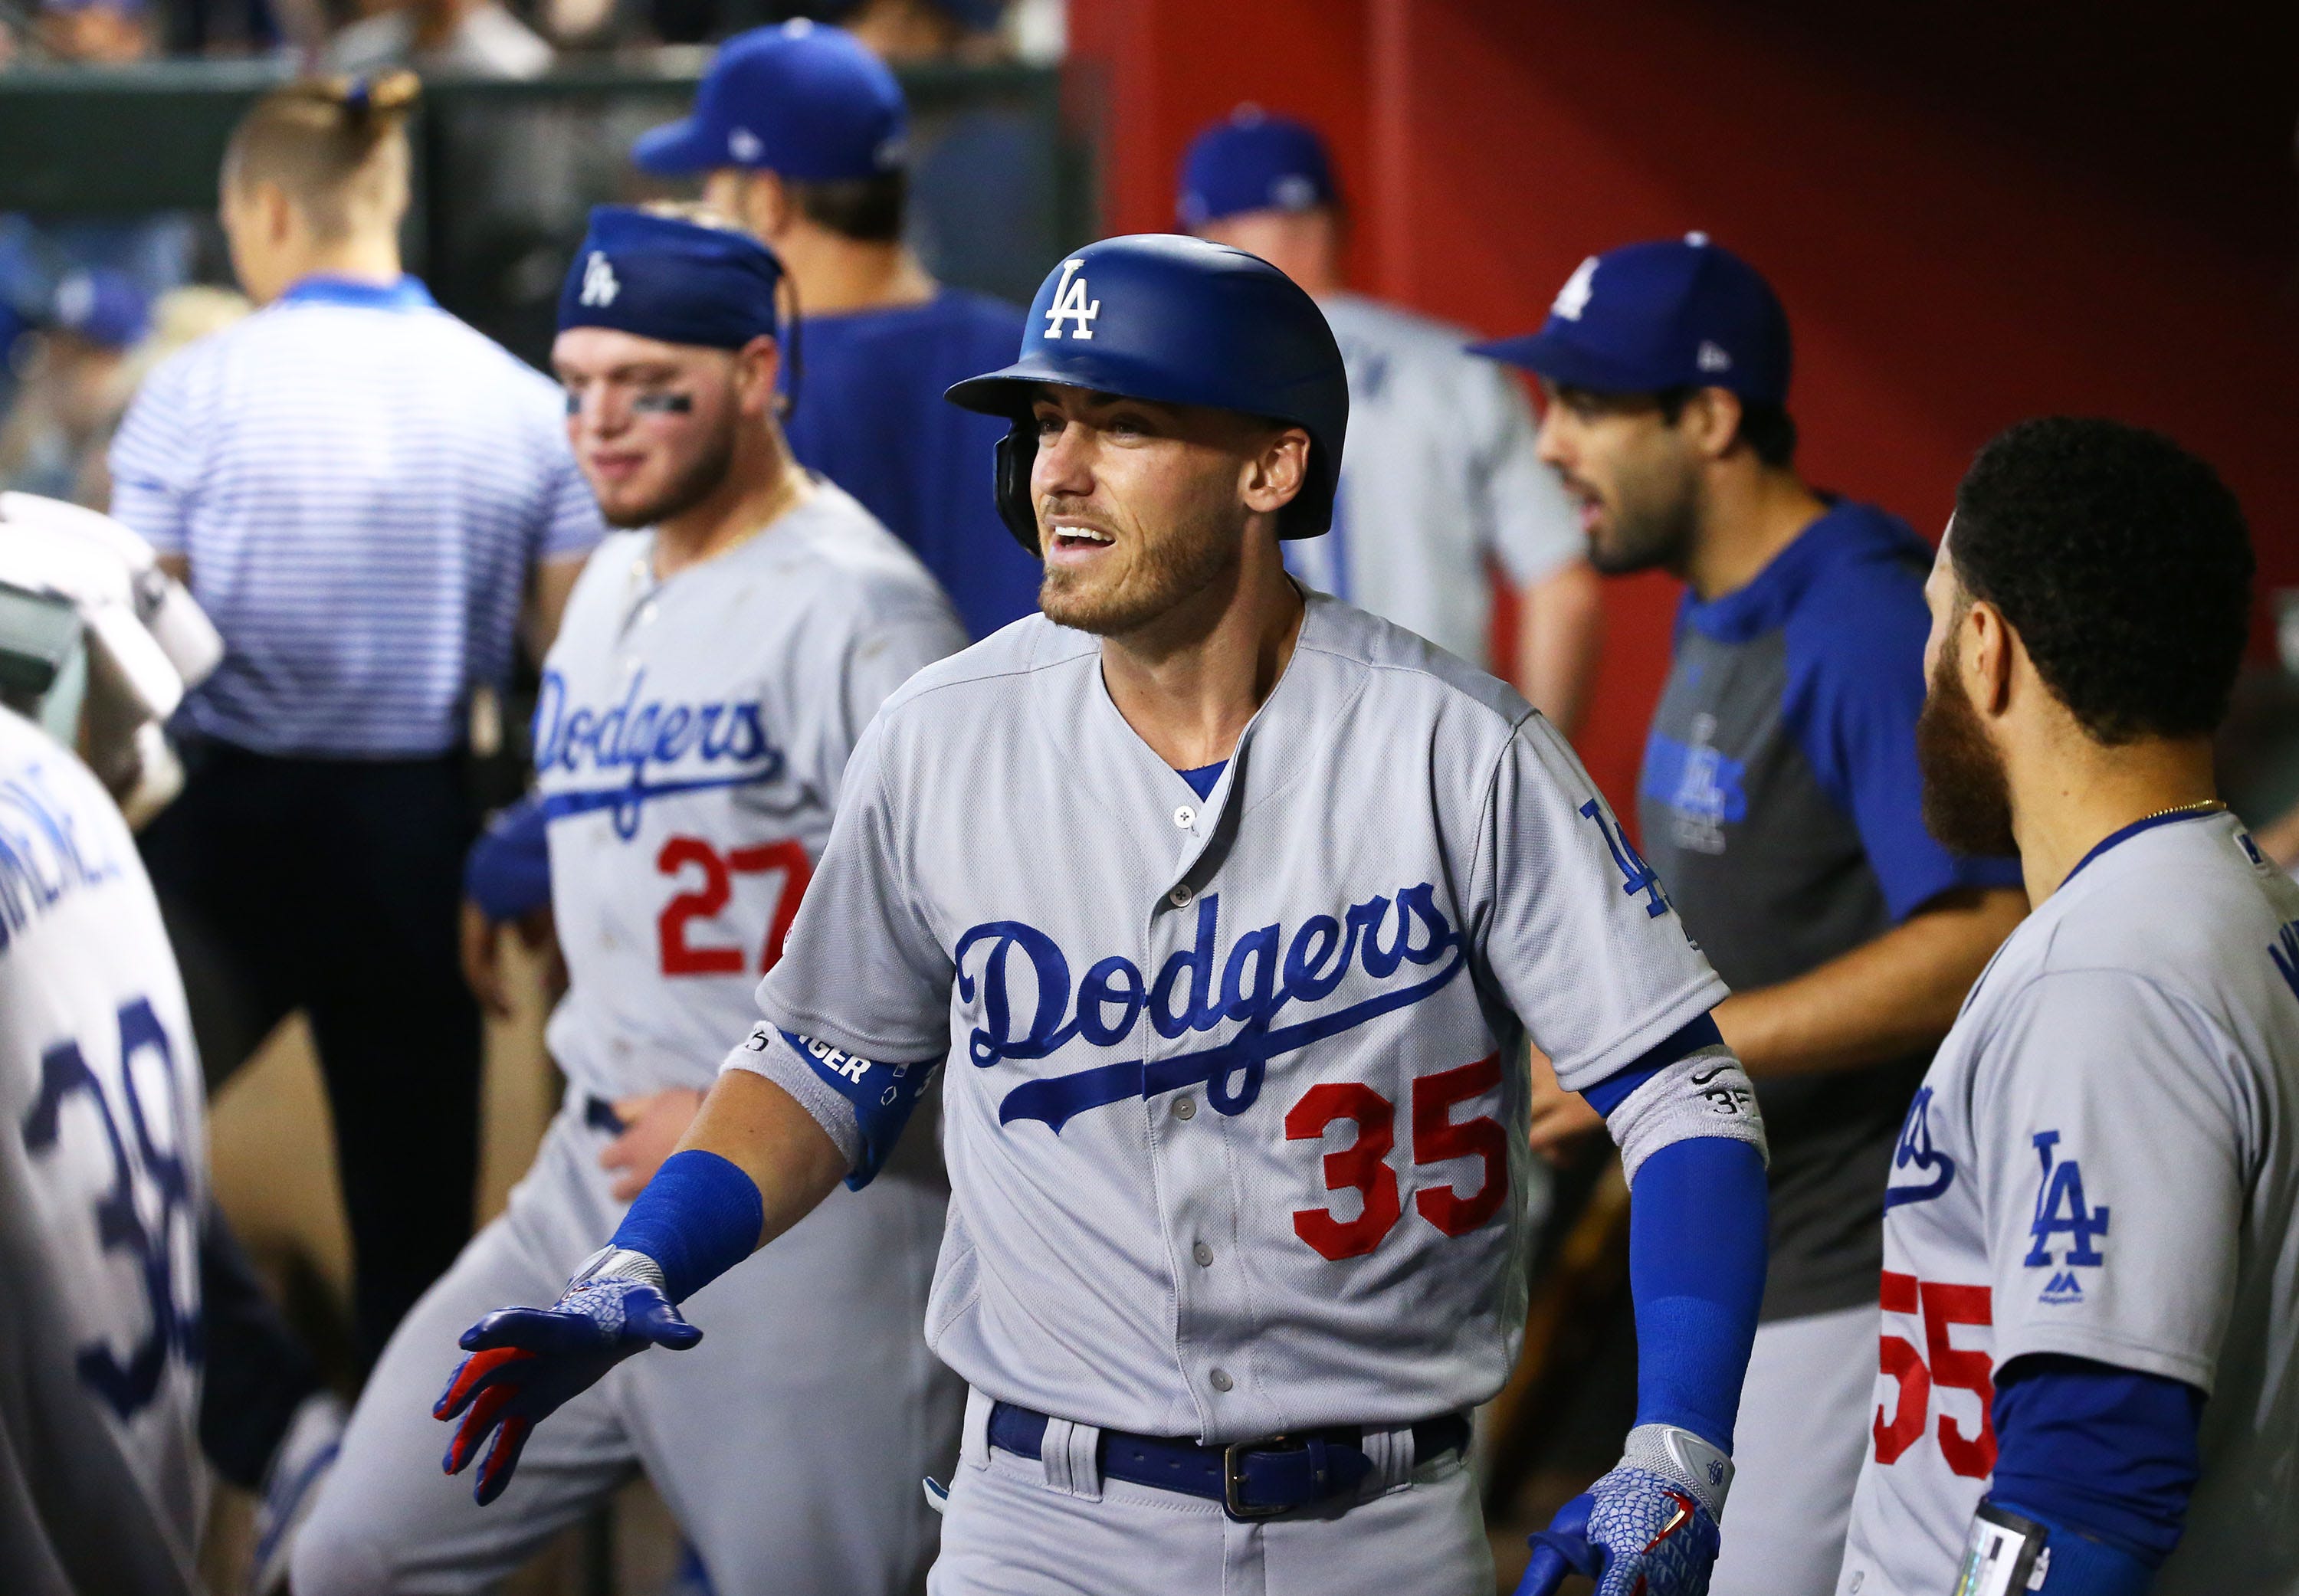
xmin=1283 ymin=1054 xmax=1509 ymax=1260
xmin=656 ymin=835 xmax=812 ymax=977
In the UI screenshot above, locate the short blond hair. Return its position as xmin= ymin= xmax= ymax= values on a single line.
xmin=224 ymin=73 xmax=420 ymax=241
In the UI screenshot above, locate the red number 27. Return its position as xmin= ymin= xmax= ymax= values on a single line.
xmin=1283 ymin=1054 xmax=1509 ymax=1261
xmin=656 ymin=835 xmax=812 ymax=978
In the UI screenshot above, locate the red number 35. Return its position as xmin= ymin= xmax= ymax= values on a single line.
xmin=1283 ymin=1054 xmax=1509 ymax=1260
xmin=656 ymin=835 xmax=812 ymax=978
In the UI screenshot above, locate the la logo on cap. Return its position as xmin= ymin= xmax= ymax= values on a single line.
xmin=1552 ymin=256 xmax=1597 ymax=320
xmin=579 ymin=251 xmax=619 ymax=308
xmin=1042 ymin=257 xmax=1100 ymax=341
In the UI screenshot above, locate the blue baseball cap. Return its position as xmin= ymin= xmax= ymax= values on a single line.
xmin=1176 ymin=107 xmax=1338 ymax=230
xmin=557 ymin=207 xmax=784 ymax=350
xmin=1471 ymin=234 xmax=1792 ymax=405
xmin=48 ymin=267 xmax=147 ymax=349
xmin=632 ymin=20 xmax=907 ymax=182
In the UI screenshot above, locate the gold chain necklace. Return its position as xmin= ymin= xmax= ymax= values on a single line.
xmin=2132 ymin=798 xmax=2227 ymax=824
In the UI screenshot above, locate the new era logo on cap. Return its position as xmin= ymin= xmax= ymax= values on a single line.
xmin=728 ymin=126 xmax=763 ymax=162
xmin=1697 ymin=339 xmax=1733 ymax=372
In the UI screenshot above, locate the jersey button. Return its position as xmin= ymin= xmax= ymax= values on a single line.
xmin=1172 ymin=805 xmax=1195 ymax=829
xmin=1209 ymin=1368 xmax=1234 ymax=1393
xmin=1192 ymin=1241 xmax=1213 ymax=1267
xmin=1172 ymin=1097 xmax=1196 ymax=1120
xmin=1168 ymin=885 xmax=1192 ymax=907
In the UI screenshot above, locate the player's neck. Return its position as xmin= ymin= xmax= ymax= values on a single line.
xmin=1098 ymin=550 xmax=1305 ymax=772
xmin=2007 ymin=724 xmax=2219 ymax=902
xmin=776 ymin=227 xmax=937 ymax=317
xmin=1683 ymin=464 xmax=1828 ymax=603
xmin=652 ymin=434 xmax=811 ymax=580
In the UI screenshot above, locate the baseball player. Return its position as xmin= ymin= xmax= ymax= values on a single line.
xmin=633 ymin=19 xmax=1040 ymax=641
xmin=431 ymin=234 xmax=1772 ymax=1596
xmin=290 ymin=209 xmax=969 ymax=1594
xmin=1837 ymin=418 xmax=2299 ymax=1595
xmin=1179 ymin=107 xmax=1603 ymax=736
xmin=1477 ymin=236 xmax=2029 ymax=1596
xmin=0 ymin=496 xmax=218 ymax=1596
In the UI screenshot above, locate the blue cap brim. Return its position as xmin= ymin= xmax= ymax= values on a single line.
xmin=1468 ymin=327 xmax=1659 ymax=395
xmin=633 ymin=118 xmax=720 ymax=177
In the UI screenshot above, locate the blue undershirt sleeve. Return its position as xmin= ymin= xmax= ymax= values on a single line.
xmin=1989 ymin=1353 xmax=2203 ymax=1568
xmin=463 ymin=794 xmax=553 ymax=923
xmin=1627 ymin=1132 xmax=1768 ymax=1453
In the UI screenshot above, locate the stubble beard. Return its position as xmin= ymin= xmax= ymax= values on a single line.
xmin=600 ymin=415 xmax=738 ymax=531
xmin=1038 ymin=503 xmax=1244 ymax=637
xmin=1586 ymin=460 xmax=1701 ymax=577
xmin=1916 ymin=644 xmax=2019 ymax=857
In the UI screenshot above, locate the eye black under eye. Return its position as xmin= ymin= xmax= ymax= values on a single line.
xmin=633 ymin=392 xmax=695 ymax=415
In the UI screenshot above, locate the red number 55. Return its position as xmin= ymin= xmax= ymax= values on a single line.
xmin=1874 ymin=1270 xmax=1996 ymax=1477
xmin=656 ymin=835 xmax=812 ymax=978
xmin=1284 ymin=1054 xmax=1509 ymax=1261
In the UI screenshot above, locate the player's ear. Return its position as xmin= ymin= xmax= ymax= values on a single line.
xmin=1690 ymin=387 xmax=1743 ymax=462
xmin=731 ymin=335 xmax=782 ymax=418
xmin=1241 ymin=425 xmax=1311 ymax=516
xmin=1965 ymin=598 xmax=2015 ymax=719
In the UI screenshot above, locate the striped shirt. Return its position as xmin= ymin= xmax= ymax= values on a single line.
xmin=108 ymin=277 xmax=604 ymax=757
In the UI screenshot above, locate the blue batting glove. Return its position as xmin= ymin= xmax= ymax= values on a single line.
xmin=433 ymin=1247 xmax=700 ymax=1504
xmin=1516 ymin=1424 xmax=1733 ymax=1596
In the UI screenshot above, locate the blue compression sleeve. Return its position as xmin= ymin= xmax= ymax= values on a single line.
xmin=607 ymin=1149 xmax=763 ymax=1303
xmin=464 ymin=794 xmax=552 ymax=922
xmin=1628 ymin=1134 xmax=1768 ymax=1452
xmin=1991 ymin=1354 xmax=2202 ymax=1567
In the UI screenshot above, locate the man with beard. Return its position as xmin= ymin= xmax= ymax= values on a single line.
xmin=430 ymin=234 xmax=1773 ymax=1596
xmin=291 ymin=208 xmax=968 ymax=1594
xmin=1838 ymin=417 xmax=2297 ymax=1596
xmin=1476 ymin=235 xmax=2028 ymax=1596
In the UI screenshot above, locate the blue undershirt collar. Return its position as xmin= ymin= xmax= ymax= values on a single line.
xmin=1177 ymin=760 xmax=1227 ymax=801
xmin=2061 ymin=805 xmax=2225 ymax=889
xmin=278 ymin=274 xmax=437 ymax=312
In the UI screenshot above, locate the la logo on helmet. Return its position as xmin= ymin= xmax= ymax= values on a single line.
xmin=1042 ymin=257 xmax=1100 ymax=340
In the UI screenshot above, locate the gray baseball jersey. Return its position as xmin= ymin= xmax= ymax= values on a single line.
xmin=538 ymin=480 xmax=967 ymax=1105
xmin=1280 ymin=293 xmax=1582 ymax=673
xmin=0 ymin=706 xmax=206 ymax=1596
xmin=1838 ymin=811 xmax=2299 ymax=1596
xmin=729 ymin=592 xmax=1748 ymax=1442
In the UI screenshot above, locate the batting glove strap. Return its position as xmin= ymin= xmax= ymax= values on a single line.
xmin=566 ymin=1244 xmax=667 ymax=1298
xmin=1620 ymin=1422 xmax=1733 ymax=1522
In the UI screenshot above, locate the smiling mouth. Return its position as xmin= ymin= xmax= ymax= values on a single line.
xmin=1047 ymin=522 xmax=1116 ymax=555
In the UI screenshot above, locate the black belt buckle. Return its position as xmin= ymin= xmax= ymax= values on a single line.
xmin=1221 ymin=1434 xmax=1300 ymax=1522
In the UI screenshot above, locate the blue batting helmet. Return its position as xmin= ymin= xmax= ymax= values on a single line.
xmin=945 ymin=234 xmax=1348 ymax=554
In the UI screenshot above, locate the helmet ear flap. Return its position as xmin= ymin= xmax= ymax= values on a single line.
xmin=993 ymin=421 xmax=1042 ymax=555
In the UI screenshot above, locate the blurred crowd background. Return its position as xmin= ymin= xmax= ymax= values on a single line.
xmin=2 ymin=2 xmax=2294 ymax=1589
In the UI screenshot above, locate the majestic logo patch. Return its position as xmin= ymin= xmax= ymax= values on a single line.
xmin=956 ymin=886 xmax=1464 ymax=1132
xmin=1041 ymin=257 xmax=1100 ymax=341
xmin=1884 ymin=1086 xmax=1956 ymax=1211
xmin=579 ymin=251 xmax=619 ymax=308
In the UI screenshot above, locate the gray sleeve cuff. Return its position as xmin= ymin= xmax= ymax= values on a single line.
xmin=1603 ymin=1044 xmax=1768 ymax=1186
xmin=720 ymin=1026 xmax=863 ymax=1173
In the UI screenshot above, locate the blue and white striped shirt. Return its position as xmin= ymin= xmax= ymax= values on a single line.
xmin=108 ymin=277 xmax=604 ymax=758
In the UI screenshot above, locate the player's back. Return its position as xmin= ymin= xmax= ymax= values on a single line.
xmin=779 ymin=287 xmax=1041 ymax=642
xmin=0 ymin=706 xmax=206 ymax=1596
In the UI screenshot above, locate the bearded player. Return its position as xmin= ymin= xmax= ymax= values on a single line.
xmin=291 ymin=208 xmax=966 ymax=1594
xmin=1837 ymin=418 xmax=2299 ymax=1596
xmin=431 ymin=234 xmax=1771 ymax=1595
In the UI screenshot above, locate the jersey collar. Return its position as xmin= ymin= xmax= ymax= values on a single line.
xmin=278 ymin=274 xmax=437 ymax=312
xmin=2061 ymin=805 xmax=2227 ymax=889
